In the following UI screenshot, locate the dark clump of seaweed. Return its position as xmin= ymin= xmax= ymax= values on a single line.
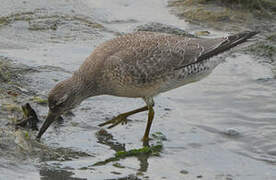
xmin=15 ymin=103 xmax=40 ymax=131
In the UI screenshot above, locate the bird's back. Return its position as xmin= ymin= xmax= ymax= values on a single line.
xmin=77 ymin=31 xmax=258 ymax=97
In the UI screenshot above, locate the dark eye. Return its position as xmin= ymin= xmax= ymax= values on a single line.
xmin=49 ymin=99 xmax=57 ymax=110
xmin=49 ymin=103 xmax=55 ymax=110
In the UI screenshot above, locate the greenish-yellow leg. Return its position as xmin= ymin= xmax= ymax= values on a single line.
xmin=141 ymin=105 xmax=154 ymax=143
xmin=98 ymin=106 xmax=148 ymax=129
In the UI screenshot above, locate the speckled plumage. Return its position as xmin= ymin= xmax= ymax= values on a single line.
xmin=37 ymin=30 xmax=258 ymax=140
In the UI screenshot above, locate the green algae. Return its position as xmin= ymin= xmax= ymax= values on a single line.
xmin=30 ymin=96 xmax=48 ymax=105
xmin=93 ymin=131 xmax=166 ymax=166
xmin=92 ymin=144 xmax=163 ymax=166
xmin=24 ymin=131 xmax=30 ymax=139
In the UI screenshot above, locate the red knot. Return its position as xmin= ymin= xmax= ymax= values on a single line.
xmin=36 ymin=31 xmax=258 ymax=142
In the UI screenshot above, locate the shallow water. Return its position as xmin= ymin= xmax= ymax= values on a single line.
xmin=0 ymin=0 xmax=276 ymax=180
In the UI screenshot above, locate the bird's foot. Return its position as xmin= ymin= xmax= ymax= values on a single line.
xmin=141 ymin=136 xmax=153 ymax=147
xmin=98 ymin=114 xmax=128 ymax=129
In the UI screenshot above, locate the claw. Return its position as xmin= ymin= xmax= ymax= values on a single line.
xmin=98 ymin=114 xmax=128 ymax=128
xmin=98 ymin=106 xmax=148 ymax=130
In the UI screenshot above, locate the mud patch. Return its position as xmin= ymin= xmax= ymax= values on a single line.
xmin=0 ymin=9 xmax=106 ymax=44
xmin=0 ymin=56 xmax=35 ymax=84
xmin=168 ymin=0 xmax=276 ymax=31
xmin=247 ymin=41 xmax=276 ymax=63
xmin=245 ymin=32 xmax=276 ymax=76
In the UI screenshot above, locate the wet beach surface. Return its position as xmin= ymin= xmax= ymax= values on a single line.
xmin=0 ymin=0 xmax=276 ymax=179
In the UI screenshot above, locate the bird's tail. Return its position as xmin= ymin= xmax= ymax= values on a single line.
xmin=197 ymin=31 xmax=259 ymax=62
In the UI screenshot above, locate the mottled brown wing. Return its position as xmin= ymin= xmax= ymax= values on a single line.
xmin=103 ymin=31 xmax=258 ymax=86
xmin=103 ymin=32 xmax=224 ymax=84
xmin=175 ymin=31 xmax=259 ymax=70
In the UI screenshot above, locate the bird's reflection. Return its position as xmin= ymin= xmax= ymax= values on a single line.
xmin=95 ymin=129 xmax=150 ymax=172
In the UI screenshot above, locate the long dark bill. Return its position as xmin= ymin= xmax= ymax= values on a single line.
xmin=36 ymin=111 xmax=58 ymax=140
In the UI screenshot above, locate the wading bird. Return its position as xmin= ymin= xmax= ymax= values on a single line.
xmin=36 ymin=31 xmax=258 ymax=142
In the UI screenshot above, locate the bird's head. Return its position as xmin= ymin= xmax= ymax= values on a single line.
xmin=48 ymin=79 xmax=80 ymax=114
xmin=36 ymin=78 xmax=83 ymax=139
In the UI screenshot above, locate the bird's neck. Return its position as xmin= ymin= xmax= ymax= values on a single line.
xmin=71 ymin=71 xmax=100 ymax=99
